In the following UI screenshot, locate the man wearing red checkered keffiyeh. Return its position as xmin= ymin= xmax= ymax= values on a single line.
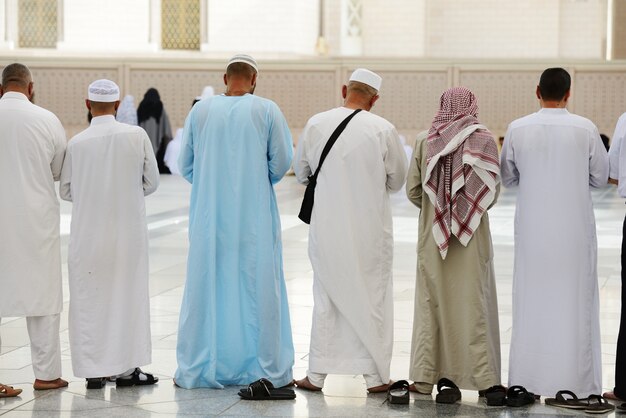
xmin=406 ymin=86 xmax=502 ymax=395
xmin=424 ymin=87 xmax=500 ymax=259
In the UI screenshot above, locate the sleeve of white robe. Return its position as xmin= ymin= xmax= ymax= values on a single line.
xmin=609 ymin=114 xmax=626 ymax=181
xmin=267 ymin=102 xmax=293 ymax=185
xmin=59 ymin=146 xmax=72 ymax=201
xmin=617 ymin=142 xmax=626 ymax=198
xmin=383 ymin=128 xmax=408 ymax=192
xmin=294 ymin=122 xmax=315 ymax=185
xmin=500 ymin=126 xmax=519 ymax=187
xmin=406 ymin=136 xmax=424 ymax=209
xmin=50 ymin=119 xmax=67 ymax=181
xmin=178 ymin=112 xmax=194 ymax=184
xmin=588 ymin=127 xmax=609 ymax=188
xmin=142 ymin=132 xmax=160 ymax=196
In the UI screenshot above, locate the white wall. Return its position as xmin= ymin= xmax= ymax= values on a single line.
xmin=60 ymin=0 xmax=152 ymax=52
xmin=559 ymin=0 xmax=606 ymax=59
xmin=205 ymin=0 xmax=318 ymax=56
xmin=0 ymin=0 xmax=611 ymax=59
xmin=361 ymin=0 xmax=425 ymax=57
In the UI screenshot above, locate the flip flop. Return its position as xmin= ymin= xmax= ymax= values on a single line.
xmin=435 ymin=378 xmax=461 ymax=404
xmin=238 ymin=378 xmax=296 ymax=400
xmin=86 ymin=377 xmax=107 ymax=389
xmin=115 ymin=368 xmax=159 ymax=387
xmin=583 ymin=395 xmax=615 ymax=414
xmin=506 ymin=385 xmax=535 ymax=407
xmin=617 ymin=403 xmax=626 ymax=411
xmin=0 ymin=384 xmax=22 ymax=398
xmin=545 ymin=390 xmax=589 ymax=410
xmin=386 ymin=380 xmax=409 ymax=405
xmin=483 ymin=385 xmax=507 ymax=406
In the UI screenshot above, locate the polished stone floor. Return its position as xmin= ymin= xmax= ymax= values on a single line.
xmin=0 ymin=174 xmax=624 ymax=417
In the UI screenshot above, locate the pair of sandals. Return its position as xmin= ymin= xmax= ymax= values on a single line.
xmin=545 ymin=390 xmax=615 ymax=414
xmin=238 ymin=378 xmax=296 ymax=400
xmin=86 ymin=368 xmax=159 ymax=389
xmin=483 ymin=385 xmax=535 ymax=407
xmin=385 ymin=378 xmax=462 ymax=405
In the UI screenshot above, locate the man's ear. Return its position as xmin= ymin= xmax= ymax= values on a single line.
xmin=251 ymin=73 xmax=257 ymax=87
xmin=223 ymin=73 xmax=228 ymax=86
xmin=85 ymin=99 xmax=91 ymax=111
xmin=563 ymin=90 xmax=571 ymax=103
xmin=114 ymin=100 xmax=121 ymax=112
xmin=370 ymin=94 xmax=380 ymax=108
xmin=536 ymin=85 xmax=542 ymax=100
xmin=342 ymin=85 xmax=347 ymax=99
xmin=0 ymin=84 xmax=3 ymax=96
xmin=27 ymin=82 xmax=34 ymax=99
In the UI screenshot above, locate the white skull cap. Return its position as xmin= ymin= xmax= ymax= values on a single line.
xmin=88 ymin=79 xmax=120 ymax=102
xmin=227 ymin=54 xmax=258 ymax=73
xmin=349 ymin=68 xmax=382 ymax=91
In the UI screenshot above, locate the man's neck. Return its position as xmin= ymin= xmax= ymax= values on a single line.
xmin=343 ymin=100 xmax=370 ymax=111
xmin=540 ymin=99 xmax=567 ymax=109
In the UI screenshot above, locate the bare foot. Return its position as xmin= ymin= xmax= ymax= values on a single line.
xmin=367 ymin=381 xmax=392 ymax=393
xmin=173 ymin=378 xmax=181 ymax=388
xmin=409 ymin=383 xmax=432 ymax=395
xmin=603 ymin=391 xmax=623 ymax=401
xmin=33 ymin=378 xmax=68 ymax=390
xmin=294 ymin=377 xmax=322 ymax=391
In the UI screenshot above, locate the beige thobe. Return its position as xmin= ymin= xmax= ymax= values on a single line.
xmin=407 ymin=134 xmax=501 ymax=391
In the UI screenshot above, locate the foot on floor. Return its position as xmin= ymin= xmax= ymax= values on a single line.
xmin=368 ymin=381 xmax=392 ymax=393
xmin=33 ymin=378 xmax=68 ymax=390
xmin=294 ymin=377 xmax=322 ymax=391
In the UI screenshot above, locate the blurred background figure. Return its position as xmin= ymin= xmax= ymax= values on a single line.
xmin=116 ymin=94 xmax=138 ymax=126
xmin=164 ymin=86 xmax=214 ymax=175
xmin=138 ymin=88 xmax=172 ymax=174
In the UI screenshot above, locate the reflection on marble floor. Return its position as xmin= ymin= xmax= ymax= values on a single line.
xmin=0 ymin=174 xmax=624 ymax=417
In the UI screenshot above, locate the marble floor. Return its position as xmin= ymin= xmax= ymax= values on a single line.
xmin=0 ymin=174 xmax=624 ymax=417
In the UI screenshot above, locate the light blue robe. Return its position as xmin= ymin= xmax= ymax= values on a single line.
xmin=175 ymin=93 xmax=295 ymax=389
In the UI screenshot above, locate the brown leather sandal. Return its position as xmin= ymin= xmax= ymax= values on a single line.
xmin=0 ymin=384 xmax=22 ymax=398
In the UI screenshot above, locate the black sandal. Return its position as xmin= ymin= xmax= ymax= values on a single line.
xmin=506 ymin=385 xmax=535 ymax=407
xmin=483 ymin=385 xmax=507 ymax=406
xmin=115 ymin=368 xmax=159 ymax=387
xmin=386 ymin=380 xmax=409 ymax=405
xmin=86 ymin=377 xmax=106 ymax=389
xmin=238 ymin=378 xmax=296 ymax=400
xmin=435 ymin=378 xmax=461 ymax=404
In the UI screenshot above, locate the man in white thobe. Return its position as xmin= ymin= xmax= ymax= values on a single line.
xmin=60 ymin=79 xmax=160 ymax=389
xmin=294 ymin=69 xmax=407 ymax=392
xmin=0 ymin=63 xmax=68 ymax=391
xmin=604 ymin=112 xmax=626 ymax=402
xmin=501 ymin=68 xmax=608 ymax=397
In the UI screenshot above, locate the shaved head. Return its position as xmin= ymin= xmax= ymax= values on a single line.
xmin=1 ymin=63 xmax=32 ymax=89
xmin=346 ymin=80 xmax=378 ymax=99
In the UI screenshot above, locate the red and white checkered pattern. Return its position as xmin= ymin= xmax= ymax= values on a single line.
xmin=423 ymin=87 xmax=500 ymax=259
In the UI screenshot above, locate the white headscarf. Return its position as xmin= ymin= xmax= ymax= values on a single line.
xmin=116 ymin=95 xmax=138 ymax=126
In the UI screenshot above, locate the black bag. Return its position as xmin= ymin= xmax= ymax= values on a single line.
xmin=298 ymin=108 xmax=362 ymax=224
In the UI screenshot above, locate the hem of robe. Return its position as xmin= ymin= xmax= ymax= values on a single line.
xmin=409 ymin=367 xmax=500 ymax=391
xmin=0 ymin=308 xmax=63 ymax=318
xmin=72 ymin=355 xmax=151 ymax=378
xmin=174 ymin=368 xmax=293 ymax=390
xmin=309 ymin=356 xmax=382 ymax=378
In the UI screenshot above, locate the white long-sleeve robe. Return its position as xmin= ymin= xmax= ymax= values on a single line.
xmin=294 ymin=107 xmax=407 ymax=384
xmin=500 ymin=108 xmax=608 ymax=397
xmin=0 ymin=92 xmax=66 ymax=317
xmin=59 ymin=115 xmax=159 ymax=378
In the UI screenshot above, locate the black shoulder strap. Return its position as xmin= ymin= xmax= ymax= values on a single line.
xmin=310 ymin=108 xmax=362 ymax=180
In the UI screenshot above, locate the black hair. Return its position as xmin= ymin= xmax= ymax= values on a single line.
xmin=538 ymin=68 xmax=571 ymax=101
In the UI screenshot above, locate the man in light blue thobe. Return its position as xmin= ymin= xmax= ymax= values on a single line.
xmin=175 ymin=54 xmax=295 ymax=389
